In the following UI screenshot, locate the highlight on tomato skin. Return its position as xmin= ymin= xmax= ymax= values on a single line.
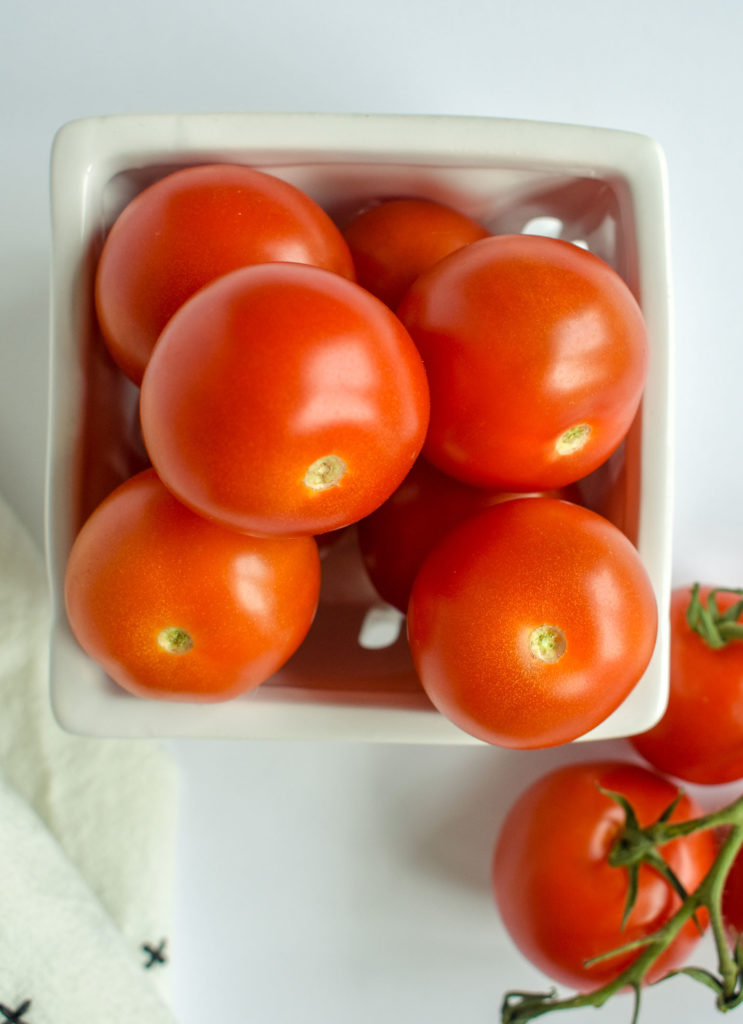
xmin=397 ymin=233 xmax=649 ymax=492
xmin=492 ymin=761 xmax=718 ymax=993
xmin=139 ymin=262 xmax=431 ymax=539
xmin=406 ymin=497 xmax=658 ymax=749
xmin=631 ymin=584 xmax=743 ymax=785
xmin=94 ymin=163 xmax=356 ymax=385
xmin=342 ymin=196 xmax=490 ymax=308
xmin=63 ymin=468 xmax=322 ymax=703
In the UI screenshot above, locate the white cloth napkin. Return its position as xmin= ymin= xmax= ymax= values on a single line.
xmin=0 ymin=490 xmax=179 ymax=1023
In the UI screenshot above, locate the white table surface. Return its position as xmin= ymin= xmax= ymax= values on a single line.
xmin=3 ymin=2 xmax=743 ymax=1021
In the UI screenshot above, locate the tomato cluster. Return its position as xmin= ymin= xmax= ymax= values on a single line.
xmin=66 ymin=163 xmax=657 ymax=738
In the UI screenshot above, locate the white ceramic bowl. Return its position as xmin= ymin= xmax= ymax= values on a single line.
xmin=46 ymin=112 xmax=672 ymax=741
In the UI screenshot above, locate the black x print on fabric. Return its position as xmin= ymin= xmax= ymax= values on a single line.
xmin=0 ymin=1000 xmax=32 ymax=1023
xmin=142 ymin=939 xmax=167 ymax=968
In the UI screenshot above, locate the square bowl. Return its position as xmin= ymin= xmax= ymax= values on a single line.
xmin=46 ymin=112 xmax=672 ymax=741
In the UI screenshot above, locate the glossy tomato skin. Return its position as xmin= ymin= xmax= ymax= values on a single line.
xmin=64 ymin=469 xmax=321 ymax=702
xmin=407 ymin=498 xmax=657 ymax=748
xmin=397 ymin=234 xmax=648 ymax=491
xmin=95 ymin=164 xmax=355 ymax=384
xmin=342 ymin=197 xmax=489 ymax=308
xmin=356 ymin=456 xmax=581 ymax=613
xmin=140 ymin=262 xmax=430 ymax=538
xmin=631 ymin=586 xmax=743 ymax=784
xmin=493 ymin=761 xmax=717 ymax=992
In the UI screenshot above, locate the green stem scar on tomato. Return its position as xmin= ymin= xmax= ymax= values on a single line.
xmin=156 ymin=627 xmax=194 ymax=654
xmin=556 ymin=423 xmax=592 ymax=455
xmin=304 ymin=454 xmax=347 ymax=491
xmin=529 ymin=625 xmax=566 ymax=663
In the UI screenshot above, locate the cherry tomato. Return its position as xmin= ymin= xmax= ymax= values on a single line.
xmin=95 ymin=163 xmax=355 ymax=384
xmin=723 ymin=844 xmax=743 ymax=937
xmin=631 ymin=585 xmax=743 ymax=784
xmin=356 ymin=456 xmax=581 ymax=613
xmin=140 ymin=262 xmax=430 ymax=538
xmin=64 ymin=469 xmax=321 ymax=701
xmin=342 ymin=197 xmax=489 ymax=308
xmin=397 ymin=234 xmax=648 ymax=490
xmin=493 ymin=761 xmax=717 ymax=991
xmin=406 ymin=497 xmax=657 ymax=748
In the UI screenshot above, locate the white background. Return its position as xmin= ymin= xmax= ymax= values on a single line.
xmin=3 ymin=1 xmax=743 ymax=1022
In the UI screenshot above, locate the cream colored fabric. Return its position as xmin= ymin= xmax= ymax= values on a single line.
xmin=0 ymin=491 xmax=178 ymax=1020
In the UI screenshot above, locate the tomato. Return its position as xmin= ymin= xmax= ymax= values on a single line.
xmin=356 ymin=456 xmax=581 ymax=613
xmin=64 ymin=469 xmax=321 ymax=701
xmin=723 ymin=844 xmax=743 ymax=937
xmin=140 ymin=262 xmax=430 ymax=538
xmin=631 ymin=585 xmax=743 ymax=784
xmin=95 ymin=163 xmax=355 ymax=384
xmin=342 ymin=197 xmax=489 ymax=308
xmin=493 ymin=761 xmax=717 ymax=992
xmin=397 ymin=234 xmax=648 ymax=490
xmin=406 ymin=497 xmax=657 ymax=748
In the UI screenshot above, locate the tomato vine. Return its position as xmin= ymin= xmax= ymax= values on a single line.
xmin=501 ymin=788 xmax=743 ymax=1023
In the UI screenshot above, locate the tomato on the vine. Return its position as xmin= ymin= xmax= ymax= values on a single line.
xmin=493 ymin=761 xmax=718 ymax=992
xmin=64 ymin=469 xmax=322 ymax=701
xmin=95 ymin=163 xmax=355 ymax=384
xmin=342 ymin=197 xmax=489 ymax=308
xmin=631 ymin=584 xmax=743 ymax=785
xmin=406 ymin=497 xmax=657 ymax=748
xmin=140 ymin=262 xmax=430 ymax=538
xmin=397 ymin=233 xmax=648 ymax=491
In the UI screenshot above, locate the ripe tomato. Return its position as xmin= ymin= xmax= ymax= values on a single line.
xmin=397 ymin=234 xmax=648 ymax=490
xmin=723 ymin=845 xmax=743 ymax=937
xmin=95 ymin=163 xmax=355 ymax=384
xmin=493 ymin=761 xmax=717 ymax=992
xmin=64 ymin=469 xmax=321 ymax=701
xmin=356 ymin=456 xmax=581 ymax=613
xmin=140 ymin=262 xmax=430 ymax=538
xmin=342 ymin=197 xmax=489 ymax=308
xmin=406 ymin=497 xmax=657 ymax=748
xmin=631 ymin=585 xmax=743 ymax=784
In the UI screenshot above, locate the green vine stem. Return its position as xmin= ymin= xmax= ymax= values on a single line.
xmin=686 ymin=584 xmax=743 ymax=648
xmin=501 ymin=791 xmax=743 ymax=1023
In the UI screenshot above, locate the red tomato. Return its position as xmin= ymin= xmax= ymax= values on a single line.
xmin=631 ymin=585 xmax=743 ymax=784
xmin=342 ymin=197 xmax=489 ymax=308
xmin=95 ymin=164 xmax=355 ymax=384
xmin=140 ymin=262 xmax=430 ymax=537
xmin=397 ymin=234 xmax=648 ymax=490
xmin=407 ymin=497 xmax=657 ymax=748
xmin=723 ymin=845 xmax=743 ymax=936
xmin=64 ymin=469 xmax=321 ymax=701
xmin=356 ymin=456 xmax=581 ymax=613
xmin=493 ymin=761 xmax=717 ymax=992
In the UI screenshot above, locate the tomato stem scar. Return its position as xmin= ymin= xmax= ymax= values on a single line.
xmin=157 ymin=626 xmax=194 ymax=654
xmin=556 ymin=423 xmax=592 ymax=455
xmin=529 ymin=625 xmax=566 ymax=663
xmin=304 ymin=454 xmax=347 ymax=491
